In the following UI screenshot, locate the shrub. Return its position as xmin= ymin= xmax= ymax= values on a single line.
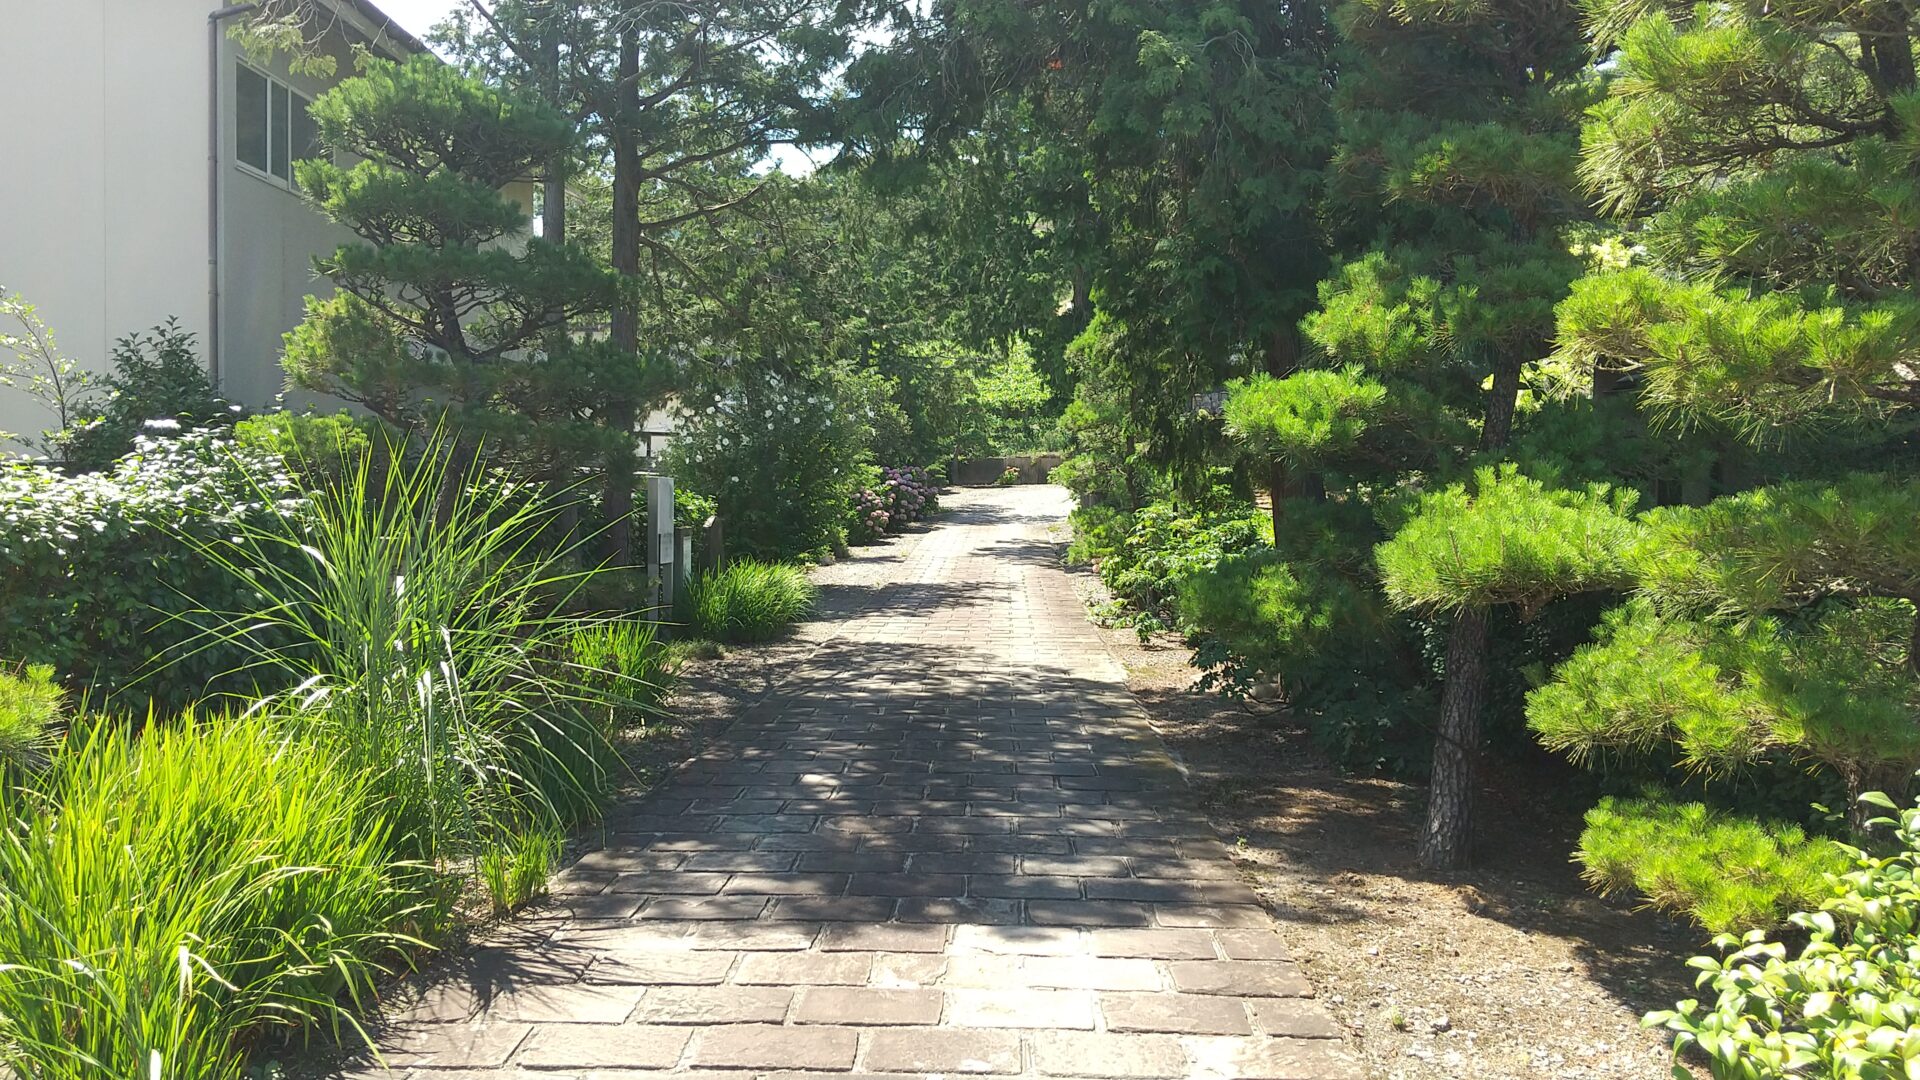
xmin=850 ymin=465 xmax=939 ymax=542
xmin=666 ymin=367 xmax=874 ymax=559
xmin=232 ymin=410 xmax=374 ymax=488
xmin=686 ymin=560 xmax=817 ymax=643
xmin=1577 ymin=796 xmax=1848 ymax=933
xmin=0 ymin=714 xmax=429 ymax=1080
xmin=0 ymin=664 xmax=59 ymax=774
xmin=0 ymin=430 xmax=307 ymax=710
xmin=1646 ymin=790 xmax=1920 ymax=1079
xmin=56 ymin=320 xmax=236 ymax=471
xmin=995 ymin=465 xmax=1021 ymax=486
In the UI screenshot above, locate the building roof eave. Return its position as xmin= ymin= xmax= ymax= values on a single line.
xmin=314 ymin=0 xmax=431 ymax=60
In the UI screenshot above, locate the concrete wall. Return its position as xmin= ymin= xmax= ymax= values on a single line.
xmin=0 ymin=0 xmax=421 ymax=453
xmin=953 ymin=454 xmax=1065 ymax=486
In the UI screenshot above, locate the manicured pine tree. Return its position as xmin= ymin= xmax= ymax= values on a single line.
xmin=1275 ymin=0 xmax=1598 ymax=868
xmin=1511 ymin=0 xmax=1920 ymax=925
xmin=283 ymin=55 xmax=626 ymax=511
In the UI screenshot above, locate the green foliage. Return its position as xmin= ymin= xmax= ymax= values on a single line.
xmin=1531 ymin=599 xmax=1920 ymax=780
xmin=190 ymin=433 xmax=620 ymax=863
xmin=478 ymin=824 xmax=562 ymax=915
xmin=1088 ymin=495 xmax=1271 ymax=617
xmin=1223 ymin=368 xmax=1388 ymax=473
xmin=567 ymin=618 xmax=676 ymax=724
xmin=1376 ymin=466 xmax=1642 ymax=615
xmin=1555 ymin=269 xmax=1920 ymax=434
xmin=232 ymin=410 xmax=374 ymax=489
xmin=0 ymin=430 xmax=307 ymax=710
xmin=0 ymin=714 xmax=429 ymax=1080
xmin=1637 ymin=476 xmax=1920 ymax=617
xmin=1647 ymin=790 xmax=1920 ymax=1078
xmin=994 ymin=466 xmax=1020 ymax=487
xmin=0 ymin=664 xmax=59 ymax=774
xmin=685 ymin=561 xmax=817 ymax=644
xmin=666 ymin=367 xmax=874 ymax=560
xmin=0 ymin=287 xmax=103 ymax=457
xmin=57 ymin=320 xmax=235 ymax=471
xmin=1576 ymin=796 xmax=1848 ymax=934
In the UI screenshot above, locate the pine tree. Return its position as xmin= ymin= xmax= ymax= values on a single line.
xmin=1523 ymin=0 xmax=1920 ymax=921
xmin=283 ymin=55 xmax=627 ymax=507
xmin=1277 ymin=0 xmax=1596 ymax=868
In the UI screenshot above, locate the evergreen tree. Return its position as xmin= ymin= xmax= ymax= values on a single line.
xmin=1254 ymin=0 xmax=1597 ymax=868
xmin=1522 ymin=0 xmax=1920 ymax=921
xmin=284 ymin=55 xmax=627 ymax=509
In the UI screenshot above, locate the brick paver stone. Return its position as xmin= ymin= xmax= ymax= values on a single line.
xmin=333 ymin=487 xmax=1358 ymax=1079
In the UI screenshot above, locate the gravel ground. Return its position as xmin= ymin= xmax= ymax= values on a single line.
xmin=1055 ymin=524 xmax=1700 ymax=1080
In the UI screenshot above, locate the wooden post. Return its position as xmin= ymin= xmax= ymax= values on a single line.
xmin=701 ymin=514 xmax=725 ymax=576
xmin=645 ymin=475 xmax=674 ymax=618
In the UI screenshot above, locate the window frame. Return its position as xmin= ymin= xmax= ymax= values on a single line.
xmin=234 ymin=60 xmax=323 ymax=191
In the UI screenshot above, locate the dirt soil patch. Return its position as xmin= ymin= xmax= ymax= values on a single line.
xmin=1062 ymin=552 xmax=1700 ymax=1080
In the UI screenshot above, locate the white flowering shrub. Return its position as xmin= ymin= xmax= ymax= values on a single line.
xmin=665 ymin=368 xmax=873 ymax=559
xmin=0 ymin=430 xmax=307 ymax=708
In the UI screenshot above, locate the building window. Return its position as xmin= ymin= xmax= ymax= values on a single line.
xmin=236 ymin=63 xmax=321 ymax=187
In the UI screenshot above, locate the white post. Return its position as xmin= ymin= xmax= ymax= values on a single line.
xmin=645 ymin=475 xmax=675 ymax=617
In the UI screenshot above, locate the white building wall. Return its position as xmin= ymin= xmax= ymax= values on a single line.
xmin=0 ymin=0 xmax=418 ymax=454
xmin=0 ymin=0 xmax=121 ymax=451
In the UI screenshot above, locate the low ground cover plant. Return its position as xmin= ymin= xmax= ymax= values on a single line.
xmin=1648 ymin=790 xmax=1920 ymax=1079
xmin=685 ymin=560 xmax=817 ymax=643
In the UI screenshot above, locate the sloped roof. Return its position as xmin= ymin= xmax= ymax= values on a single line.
xmin=320 ymin=0 xmax=431 ymax=59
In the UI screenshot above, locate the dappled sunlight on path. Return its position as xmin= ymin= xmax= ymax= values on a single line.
xmin=337 ymin=485 xmax=1361 ymax=1079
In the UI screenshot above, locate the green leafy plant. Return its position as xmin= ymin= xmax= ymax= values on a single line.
xmin=685 ymin=560 xmax=817 ymax=644
xmin=232 ymin=410 xmax=374 ymax=489
xmin=995 ymin=465 xmax=1021 ymax=486
xmin=1646 ymin=789 xmax=1920 ymax=1078
xmin=57 ymin=320 xmax=235 ymax=471
xmin=0 ymin=430 xmax=308 ymax=710
xmin=0 ymin=714 xmax=430 ymax=1080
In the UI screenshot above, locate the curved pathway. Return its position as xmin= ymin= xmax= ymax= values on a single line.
xmin=353 ymin=486 xmax=1360 ymax=1080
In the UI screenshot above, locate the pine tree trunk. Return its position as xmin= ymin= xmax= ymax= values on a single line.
xmin=601 ymin=30 xmax=641 ymax=568
xmin=1263 ymin=325 xmax=1307 ymax=545
xmin=1481 ymin=362 xmax=1521 ymax=450
xmin=1420 ymin=605 xmax=1490 ymax=870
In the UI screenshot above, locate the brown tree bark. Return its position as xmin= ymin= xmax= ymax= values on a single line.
xmin=1480 ymin=361 xmax=1521 ymax=450
xmin=1420 ymin=605 xmax=1491 ymax=870
xmin=601 ymin=28 xmax=641 ymax=567
xmin=1263 ymin=325 xmax=1307 ymax=545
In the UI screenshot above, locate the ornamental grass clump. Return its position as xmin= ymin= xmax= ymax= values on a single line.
xmin=686 ymin=560 xmax=817 ymax=643
xmin=188 ymin=436 xmax=623 ymax=866
xmin=0 ymin=714 xmax=430 ymax=1080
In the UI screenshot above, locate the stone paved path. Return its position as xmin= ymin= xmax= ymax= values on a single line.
xmin=354 ymin=486 xmax=1360 ymax=1080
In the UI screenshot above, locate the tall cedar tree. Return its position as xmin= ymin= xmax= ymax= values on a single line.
xmin=284 ymin=55 xmax=626 ymax=514
xmin=1527 ymin=0 xmax=1920 ymax=844
xmin=439 ymin=0 xmax=864 ymax=564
